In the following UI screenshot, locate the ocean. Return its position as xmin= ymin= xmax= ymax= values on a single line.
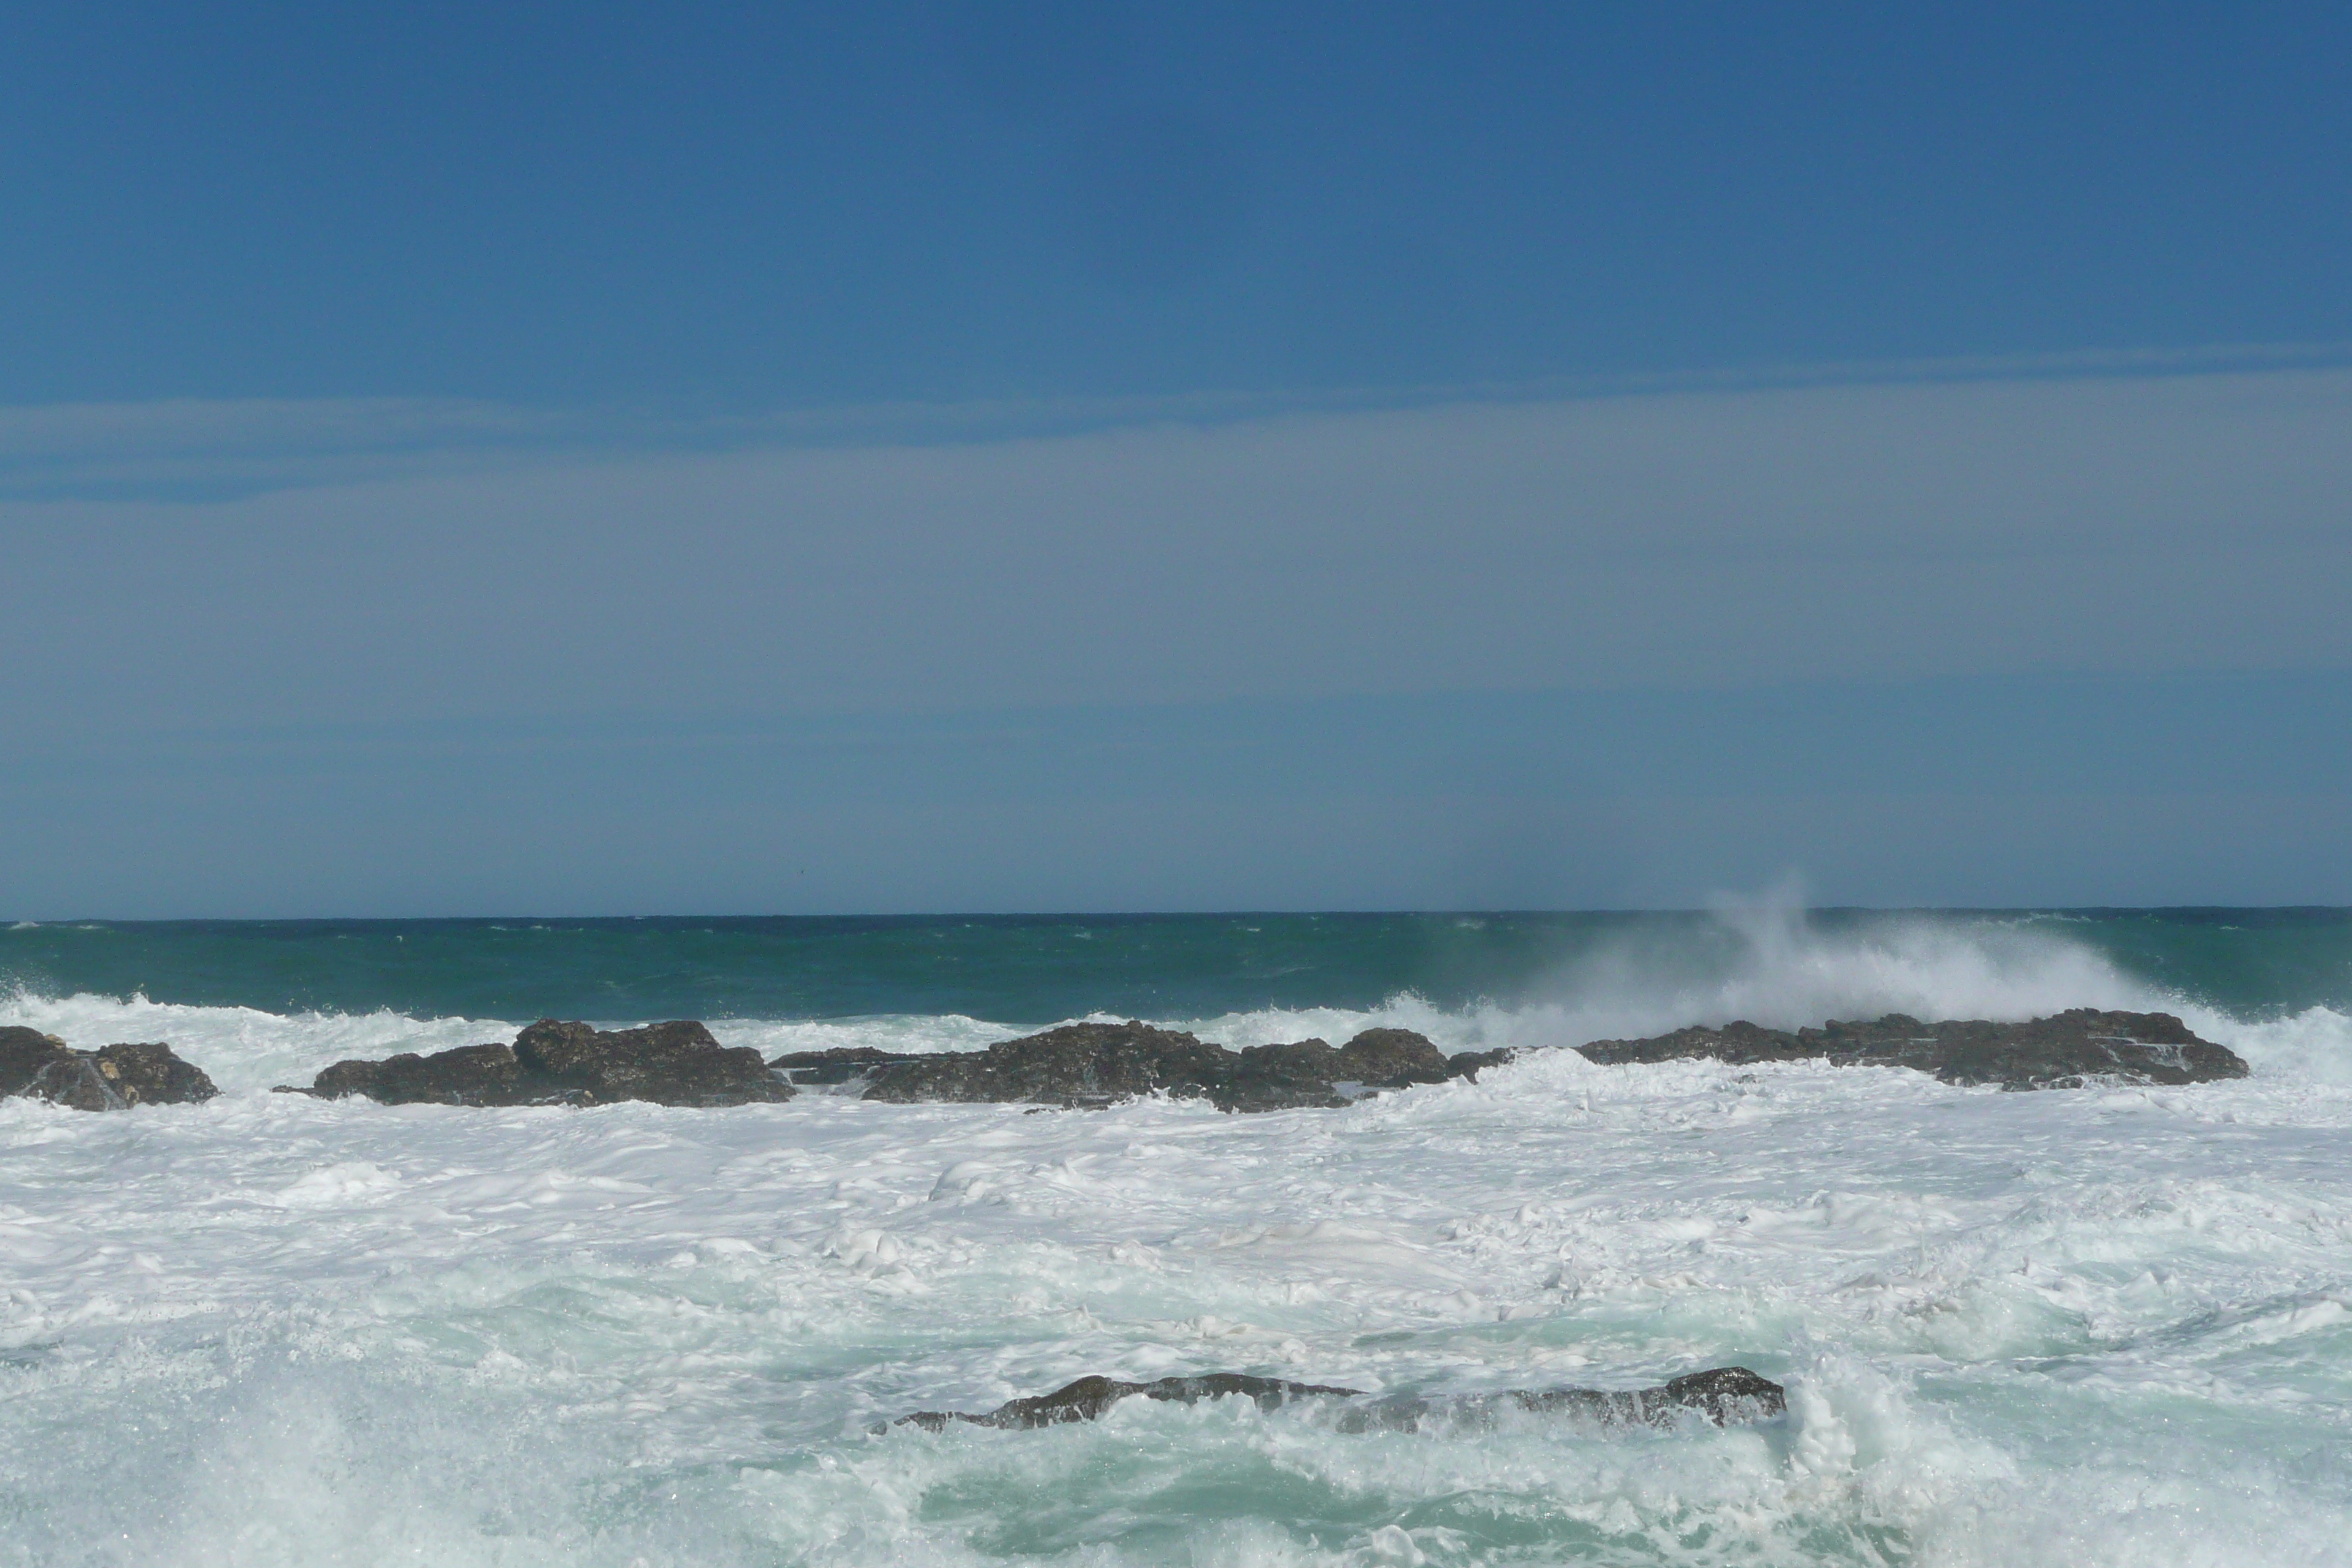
xmin=4 ymin=908 xmax=2350 ymax=1566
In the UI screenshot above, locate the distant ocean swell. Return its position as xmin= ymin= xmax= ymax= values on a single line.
xmin=5 ymin=906 xmax=2347 ymax=1093
xmin=4 ymin=909 xmax=2351 ymax=1565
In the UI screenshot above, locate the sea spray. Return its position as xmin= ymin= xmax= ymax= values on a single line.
xmin=3 ymin=908 xmax=2351 ymax=1564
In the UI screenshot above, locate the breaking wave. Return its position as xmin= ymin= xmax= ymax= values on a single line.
xmin=4 ymin=906 xmax=2351 ymax=1564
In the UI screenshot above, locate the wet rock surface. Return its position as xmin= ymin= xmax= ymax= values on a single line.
xmin=1218 ymin=1027 xmax=1453 ymax=1111
xmin=309 ymin=1042 xmax=533 ymax=1106
xmin=898 ymin=1373 xmax=1365 ymax=1431
xmin=1578 ymin=1009 xmax=2248 ymax=1089
xmin=276 ymin=1008 xmax=2253 ymax=1112
xmin=770 ymin=1046 xmax=906 ymax=1086
xmin=779 ymin=1021 xmax=1501 ymax=1111
xmin=1335 ymin=1365 xmax=1788 ymax=1433
xmin=293 ymin=1019 xmax=794 ymax=1107
xmin=853 ymin=1022 xmax=1234 ymax=1107
xmin=1 ymin=1028 xmax=219 ymax=1110
xmin=898 ymin=1365 xmax=1785 ymax=1433
xmin=2 ymin=1027 xmax=82 ymax=1099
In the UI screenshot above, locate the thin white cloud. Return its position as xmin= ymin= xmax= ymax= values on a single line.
xmin=7 ymin=339 xmax=2348 ymax=500
xmin=4 ymin=358 xmax=2348 ymax=737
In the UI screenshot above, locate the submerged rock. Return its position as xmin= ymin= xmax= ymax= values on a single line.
xmin=898 ymin=1372 xmax=1364 ymax=1431
xmin=0 ymin=1028 xmax=219 ymax=1110
xmin=897 ymin=1365 xmax=1784 ymax=1433
xmin=299 ymin=1017 xmax=1497 ymax=1112
xmin=770 ymin=1046 xmax=907 ymax=1086
xmin=1218 ymin=1028 xmax=1454 ymax=1111
xmin=1578 ymin=1009 xmax=2248 ymax=1090
xmin=1334 ymin=1365 xmax=1788 ymax=1433
xmin=859 ymin=1021 xmax=1232 ymax=1108
xmin=780 ymin=1021 xmax=1502 ymax=1112
xmin=309 ymin=1042 xmax=534 ymax=1106
xmin=1439 ymin=1046 xmax=1516 ymax=1081
xmin=2 ymin=1027 xmax=83 ymax=1099
xmin=509 ymin=1019 xmax=790 ymax=1106
xmin=292 ymin=1019 xmax=794 ymax=1107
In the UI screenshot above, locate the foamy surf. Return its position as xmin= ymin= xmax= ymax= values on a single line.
xmin=4 ymin=909 xmax=2350 ymax=1565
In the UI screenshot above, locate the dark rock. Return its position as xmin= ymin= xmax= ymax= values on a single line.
xmin=1329 ymin=1026 xmax=1455 ymax=1086
xmin=770 ymin=1046 xmax=915 ymax=1085
xmin=308 ymin=1043 xmax=538 ymax=1107
xmin=26 ymin=1055 xmax=122 ymax=1111
xmin=0 ymin=1026 xmax=69 ymax=1098
xmin=1219 ymin=1028 xmax=1453 ymax=1111
xmin=292 ymin=1019 xmax=794 ymax=1107
xmin=1213 ymin=1041 xmax=1354 ymax=1110
xmin=899 ymin=1373 xmax=1363 ymax=1431
xmin=1335 ymin=1365 xmax=1787 ymax=1433
xmin=857 ymin=1021 xmax=1477 ymax=1112
xmin=1445 ymin=1047 xmax=1516 ymax=1081
xmin=1578 ymin=1009 xmax=2248 ymax=1090
xmin=864 ymin=1021 xmax=1233 ymax=1109
xmin=897 ymin=1365 xmax=1784 ymax=1434
xmin=298 ymin=1018 xmax=1479 ymax=1112
xmin=89 ymin=1042 xmax=220 ymax=1106
xmin=1 ymin=1028 xmax=219 ymax=1110
xmin=511 ymin=1019 xmax=790 ymax=1106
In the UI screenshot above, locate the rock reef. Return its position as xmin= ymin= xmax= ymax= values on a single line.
xmin=1577 ymin=1008 xmax=2247 ymax=1090
xmin=775 ymin=1020 xmax=1506 ymax=1112
xmin=897 ymin=1365 xmax=1785 ymax=1433
xmin=292 ymin=1019 xmax=794 ymax=1107
xmin=267 ymin=1006 xmax=2253 ymax=1111
xmin=1 ymin=1027 xmax=219 ymax=1110
xmin=291 ymin=1017 xmax=1494 ymax=1113
xmin=898 ymin=1373 xmax=1363 ymax=1431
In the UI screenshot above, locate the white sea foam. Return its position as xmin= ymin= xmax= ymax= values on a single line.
xmin=4 ymin=919 xmax=2352 ymax=1565
xmin=1175 ymin=902 xmax=2233 ymax=1063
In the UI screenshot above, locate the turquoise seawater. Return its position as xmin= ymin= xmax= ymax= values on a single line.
xmin=6 ymin=908 xmax=2352 ymax=1566
xmin=6 ymin=907 xmax=2349 ymax=1025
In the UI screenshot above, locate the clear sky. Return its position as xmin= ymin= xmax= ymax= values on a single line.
xmin=3 ymin=3 xmax=2348 ymax=915
xmin=7 ymin=1 xmax=2351 ymax=405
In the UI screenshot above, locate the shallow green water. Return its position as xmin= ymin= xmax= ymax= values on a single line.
xmin=7 ymin=908 xmax=2348 ymax=1025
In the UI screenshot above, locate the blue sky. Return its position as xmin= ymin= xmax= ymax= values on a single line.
xmin=8 ymin=1 xmax=2349 ymax=406
xmin=3 ymin=3 xmax=2349 ymax=914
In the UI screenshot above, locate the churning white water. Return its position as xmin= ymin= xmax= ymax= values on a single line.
xmin=4 ymin=920 xmax=2351 ymax=1565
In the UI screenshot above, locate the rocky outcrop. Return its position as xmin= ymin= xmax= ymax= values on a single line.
xmin=292 ymin=1019 xmax=794 ymax=1107
xmin=860 ymin=1022 xmax=1233 ymax=1107
xmin=1578 ymin=1009 xmax=2248 ymax=1090
xmin=1217 ymin=1027 xmax=1455 ymax=1111
xmin=898 ymin=1372 xmax=1364 ymax=1431
xmin=1 ymin=1028 xmax=219 ymax=1110
xmin=770 ymin=1047 xmax=906 ymax=1086
xmin=309 ymin=1042 xmax=534 ymax=1106
xmin=1333 ymin=1365 xmax=1787 ymax=1433
xmin=508 ymin=1019 xmax=790 ymax=1105
xmin=1436 ymin=1046 xmax=1515 ymax=1081
xmin=276 ymin=1007 xmax=2251 ymax=1111
xmin=897 ymin=1365 xmax=1784 ymax=1433
xmin=777 ymin=1021 xmax=1504 ymax=1112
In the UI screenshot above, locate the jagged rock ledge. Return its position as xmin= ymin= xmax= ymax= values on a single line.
xmin=1577 ymin=1008 xmax=2248 ymax=1090
xmin=280 ymin=1019 xmax=791 ymax=1107
xmin=896 ymin=1365 xmax=1785 ymax=1433
xmin=1 ymin=1026 xmax=218 ymax=1111
xmin=776 ymin=1020 xmax=1511 ymax=1112
xmin=271 ymin=1007 xmax=2248 ymax=1109
xmin=280 ymin=1017 xmax=1505 ymax=1112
